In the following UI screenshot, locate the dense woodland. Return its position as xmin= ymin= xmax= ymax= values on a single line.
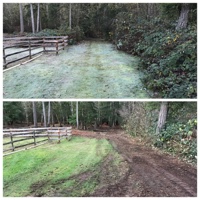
xmin=3 ymin=3 xmax=197 ymax=98
xmin=3 ymin=101 xmax=197 ymax=162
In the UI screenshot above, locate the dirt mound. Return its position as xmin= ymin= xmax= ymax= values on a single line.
xmin=74 ymin=129 xmax=197 ymax=197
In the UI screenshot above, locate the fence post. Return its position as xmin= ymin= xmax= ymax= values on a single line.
xmin=56 ymin=41 xmax=58 ymax=55
xmin=3 ymin=47 xmax=7 ymax=69
xmin=43 ymin=38 xmax=45 ymax=53
xmin=63 ymin=38 xmax=65 ymax=50
xmin=58 ymin=130 xmax=60 ymax=143
xmin=33 ymin=130 xmax=36 ymax=145
xmin=29 ymin=40 xmax=32 ymax=59
xmin=10 ymin=132 xmax=15 ymax=151
xmin=47 ymin=130 xmax=50 ymax=142
xmin=65 ymin=129 xmax=68 ymax=140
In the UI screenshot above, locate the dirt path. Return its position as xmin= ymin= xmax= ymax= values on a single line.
xmin=3 ymin=40 xmax=149 ymax=98
xmin=73 ymin=129 xmax=197 ymax=197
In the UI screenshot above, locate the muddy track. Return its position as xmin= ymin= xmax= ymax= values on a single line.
xmin=74 ymin=130 xmax=197 ymax=197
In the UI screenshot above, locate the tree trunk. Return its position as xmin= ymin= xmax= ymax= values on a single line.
xmin=30 ymin=3 xmax=35 ymax=34
xmin=76 ymin=3 xmax=80 ymax=26
xmin=97 ymin=102 xmax=100 ymax=126
xmin=147 ymin=3 xmax=154 ymax=20
xmin=47 ymin=101 xmax=51 ymax=127
xmin=51 ymin=107 xmax=55 ymax=127
xmin=69 ymin=3 xmax=72 ymax=30
xmin=36 ymin=3 xmax=40 ymax=32
xmin=59 ymin=102 xmax=62 ymax=127
xmin=71 ymin=102 xmax=74 ymax=115
xmin=32 ymin=102 xmax=37 ymax=127
xmin=76 ymin=101 xmax=79 ymax=129
xmin=156 ymin=102 xmax=168 ymax=135
xmin=42 ymin=102 xmax=47 ymax=127
xmin=112 ymin=102 xmax=115 ymax=127
xmin=55 ymin=114 xmax=60 ymax=126
xmin=176 ymin=3 xmax=190 ymax=30
xmin=41 ymin=112 xmax=43 ymax=126
xmin=40 ymin=16 xmax=42 ymax=31
xmin=46 ymin=4 xmax=49 ymax=27
xmin=81 ymin=106 xmax=85 ymax=130
xmin=19 ymin=3 xmax=24 ymax=34
xmin=23 ymin=103 xmax=29 ymax=126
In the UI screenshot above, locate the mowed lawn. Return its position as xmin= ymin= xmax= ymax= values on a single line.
xmin=3 ymin=41 xmax=149 ymax=99
xmin=3 ymin=136 xmax=121 ymax=197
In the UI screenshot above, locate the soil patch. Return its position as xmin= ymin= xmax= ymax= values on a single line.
xmin=74 ymin=129 xmax=197 ymax=197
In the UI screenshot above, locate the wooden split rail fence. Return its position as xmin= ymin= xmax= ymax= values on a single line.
xmin=3 ymin=36 xmax=68 ymax=69
xmin=3 ymin=127 xmax=72 ymax=155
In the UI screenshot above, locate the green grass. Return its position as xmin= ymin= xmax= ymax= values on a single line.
xmin=3 ymin=41 xmax=150 ymax=98
xmin=3 ymin=136 xmax=116 ymax=197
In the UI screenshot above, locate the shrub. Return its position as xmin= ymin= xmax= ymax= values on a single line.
xmin=27 ymin=29 xmax=59 ymax=37
xmin=27 ymin=26 xmax=84 ymax=44
xmin=140 ymin=26 xmax=197 ymax=98
xmin=112 ymin=14 xmax=197 ymax=98
xmin=156 ymin=118 xmax=197 ymax=163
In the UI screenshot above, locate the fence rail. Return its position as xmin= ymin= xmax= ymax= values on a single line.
xmin=3 ymin=36 xmax=68 ymax=69
xmin=3 ymin=127 xmax=72 ymax=155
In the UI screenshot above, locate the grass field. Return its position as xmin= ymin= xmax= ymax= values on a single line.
xmin=3 ymin=41 xmax=150 ymax=98
xmin=3 ymin=136 xmax=122 ymax=197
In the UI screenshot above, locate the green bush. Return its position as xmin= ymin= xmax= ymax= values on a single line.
xmin=68 ymin=114 xmax=77 ymax=126
xmin=58 ymin=25 xmax=84 ymax=42
xmin=27 ymin=27 xmax=84 ymax=44
xmin=27 ymin=29 xmax=60 ymax=37
xmin=156 ymin=118 xmax=197 ymax=163
xmin=112 ymin=13 xmax=197 ymax=98
xmin=140 ymin=26 xmax=197 ymax=98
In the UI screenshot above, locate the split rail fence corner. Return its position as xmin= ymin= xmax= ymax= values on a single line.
xmin=3 ymin=36 xmax=68 ymax=69
xmin=3 ymin=127 xmax=72 ymax=156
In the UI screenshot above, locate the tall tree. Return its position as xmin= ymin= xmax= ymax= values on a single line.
xmin=76 ymin=101 xmax=79 ymax=129
xmin=176 ymin=3 xmax=190 ymax=30
xmin=36 ymin=3 xmax=40 ymax=32
xmin=51 ymin=102 xmax=55 ymax=127
xmin=156 ymin=102 xmax=168 ymax=135
xmin=46 ymin=4 xmax=49 ymax=27
xmin=19 ymin=3 xmax=24 ymax=34
xmin=71 ymin=102 xmax=74 ymax=115
xmin=69 ymin=3 xmax=72 ymax=30
xmin=23 ymin=102 xmax=29 ymax=126
xmin=47 ymin=101 xmax=51 ymax=127
xmin=3 ymin=102 xmax=24 ymax=126
xmin=76 ymin=3 xmax=80 ymax=26
xmin=30 ymin=3 xmax=35 ymax=33
xmin=32 ymin=102 xmax=37 ymax=127
xmin=147 ymin=3 xmax=158 ymax=20
xmin=42 ymin=102 xmax=47 ymax=127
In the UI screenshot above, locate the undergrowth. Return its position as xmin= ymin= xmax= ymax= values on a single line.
xmin=112 ymin=15 xmax=197 ymax=98
xmin=27 ymin=26 xmax=84 ymax=44
xmin=156 ymin=119 xmax=197 ymax=163
xmin=124 ymin=102 xmax=197 ymax=164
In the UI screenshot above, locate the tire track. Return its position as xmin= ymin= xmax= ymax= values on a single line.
xmin=74 ymin=130 xmax=197 ymax=197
